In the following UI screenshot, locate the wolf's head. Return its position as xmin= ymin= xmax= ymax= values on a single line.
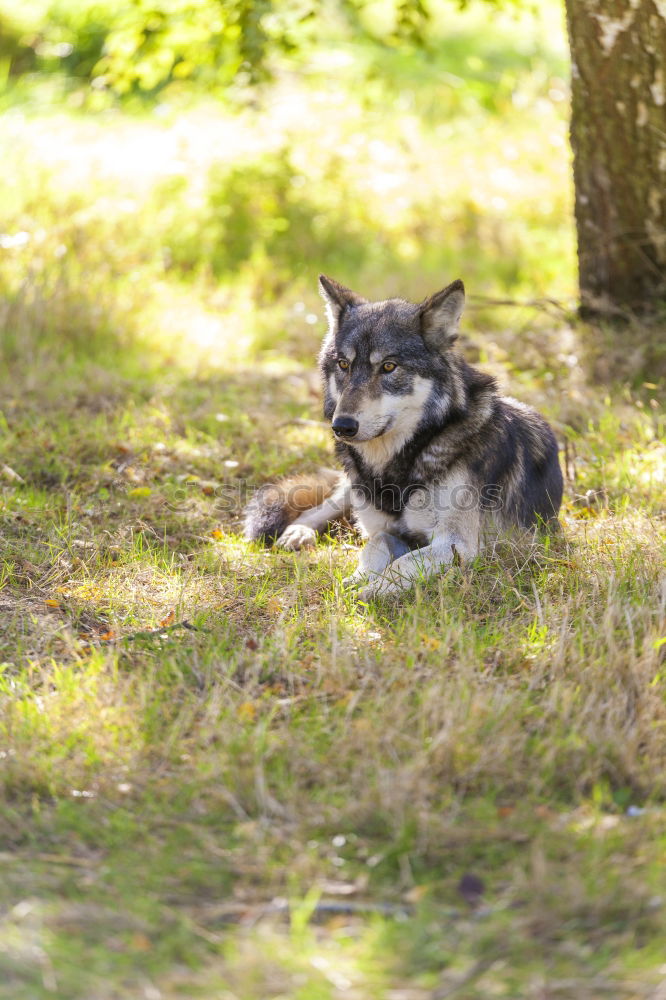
xmin=318 ymin=276 xmax=466 ymax=460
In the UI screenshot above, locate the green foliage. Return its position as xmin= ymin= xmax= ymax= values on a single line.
xmin=0 ymin=1 xmax=109 ymax=81
xmin=97 ymin=0 xmax=277 ymax=94
xmin=0 ymin=0 xmax=316 ymax=98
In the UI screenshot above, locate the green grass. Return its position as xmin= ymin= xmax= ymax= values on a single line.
xmin=1 ymin=3 xmax=666 ymax=997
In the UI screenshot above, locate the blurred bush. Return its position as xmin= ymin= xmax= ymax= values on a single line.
xmin=0 ymin=0 xmax=313 ymax=99
xmin=157 ymin=149 xmax=396 ymax=288
xmin=0 ymin=1 xmax=109 ymax=81
xmin=0 ymin=13 xmax=36 ymax=77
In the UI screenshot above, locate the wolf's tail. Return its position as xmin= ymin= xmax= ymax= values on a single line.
xmin=244 ymin=468 xmax=345 ymax=545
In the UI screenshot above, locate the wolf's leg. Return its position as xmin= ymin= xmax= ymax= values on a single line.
xmin=343 ymin=531 xmax=411 ymax=587
xmin=276 ymin=482 xmax=352 ymax=550
xmin=357 ymin=529 xmax=478 ymax=600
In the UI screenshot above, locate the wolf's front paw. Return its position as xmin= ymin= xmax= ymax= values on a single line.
xmin=276 ymin=524 xmax=317 ymax=551
xmin=357 ymin=575 xmax=402 ymax=601
xmin=342 ymin=571 xmax=367 ymax=589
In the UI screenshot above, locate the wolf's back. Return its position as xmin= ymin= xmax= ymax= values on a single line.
xmin=244 ymin=468 xmax=343 ymax=545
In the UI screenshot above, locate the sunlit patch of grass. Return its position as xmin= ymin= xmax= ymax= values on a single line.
xmin=0 ymin=650 xmax=143 ymax=799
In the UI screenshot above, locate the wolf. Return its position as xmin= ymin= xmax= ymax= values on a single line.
xmin=244 ymin=276 xmax=563 ymax=599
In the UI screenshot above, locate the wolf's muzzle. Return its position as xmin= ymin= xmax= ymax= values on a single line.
xmin=332 ymin=416 xmax=359 ymax=439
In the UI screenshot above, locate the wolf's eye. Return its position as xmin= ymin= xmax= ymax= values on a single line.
xmin=381 ymin=361 xmax=397 ymax=373
xmin=338 ymin=358 xmax=349 ymax=371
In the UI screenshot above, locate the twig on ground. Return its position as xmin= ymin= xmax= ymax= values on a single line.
xmin=466 ymin=294 xmax=572 ymax=317
xmin=122 ymin=620 xmax=201 ymax=641
xmin=98 ymin=620 xmax=203 ymax=643
xmin=208 ymin=898 xmax=415 ymax=925
xmin=431 ymin=956 xmax=498 ymax=999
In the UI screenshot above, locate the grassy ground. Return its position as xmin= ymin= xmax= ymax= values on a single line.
xmin=1 ymin=3 xmax=666 ymax=997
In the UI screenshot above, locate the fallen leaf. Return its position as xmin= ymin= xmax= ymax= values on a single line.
xmin=159 ymin=611 xmax=175 ymax=627
xmin=404 ymin=884 xmax=430 ymax=904
xmin=324 ymin=914 xmax=351 ymax=930
xmin=44 ymin=599 xmax=60 ymax=608
xmin=128 ymin=487 xmax=152 ymax=498
xmin=98 ymin=630 xmax=117 ymax=641
xmin=266 ymin=597 xmax=283 ymax=615
xmin=237 ymin=701 xmax=257 ymax=723
xmin=200 ymin=480 xmax=220 ymax=495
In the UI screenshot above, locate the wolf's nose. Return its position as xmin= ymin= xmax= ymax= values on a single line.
xmin=332 ymin=416 xmax=359 ymax=439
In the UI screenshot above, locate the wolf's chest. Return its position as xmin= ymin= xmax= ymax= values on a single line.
xmin=351 ymin=481 xmax=437 ymax=547
xmin=351 ymin=468 xmax=474 ymax=546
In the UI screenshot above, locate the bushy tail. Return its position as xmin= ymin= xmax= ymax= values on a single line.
xmin=244 ymin=468 xmax=343 ymax=545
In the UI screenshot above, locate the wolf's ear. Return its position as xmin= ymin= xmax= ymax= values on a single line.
xmin=419 ymin=279 xmax=465 ymax=351
xmin=318 ymin=275 xmax=366 ymax=330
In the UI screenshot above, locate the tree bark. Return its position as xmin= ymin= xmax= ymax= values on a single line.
xmin=564 ymin=0 xmax=666 ymax=314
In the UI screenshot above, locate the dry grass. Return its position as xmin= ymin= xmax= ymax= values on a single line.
xmin=1 ymin=291 xmax=664 ymax=997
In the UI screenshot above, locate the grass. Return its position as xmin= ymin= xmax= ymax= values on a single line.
xmin=1 ymin=2 xmax=666 ymax=997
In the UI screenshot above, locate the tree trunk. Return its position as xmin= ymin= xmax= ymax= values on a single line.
xmin=564 ymin=0 xmax=666 ymax=314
